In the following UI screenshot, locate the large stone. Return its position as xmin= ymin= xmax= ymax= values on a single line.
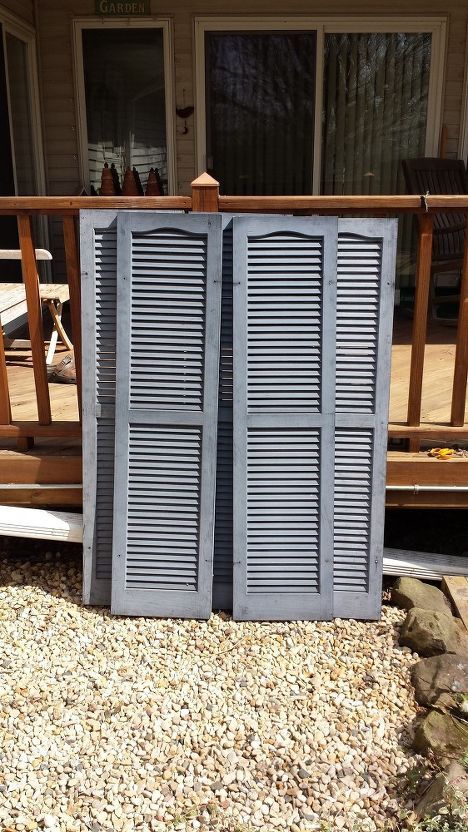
xmin=392 ymin=577 xmax=452 ymax=614
xmin=413 ymin=710 xmax=468 ymax=761
xmin=411 ymin=654 xmax=468 ymax=715
xmin=399 ymin=608 xmax=462 ymax=656
xmin=414 ymin=762 xmax=468 ymax=819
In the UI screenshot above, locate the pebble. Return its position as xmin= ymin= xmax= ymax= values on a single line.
xmin=0 ymin=552 xmax=421 ymax=831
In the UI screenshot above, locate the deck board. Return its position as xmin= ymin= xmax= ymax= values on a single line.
xmin=4 ymin=312 xmax=466 ymax=428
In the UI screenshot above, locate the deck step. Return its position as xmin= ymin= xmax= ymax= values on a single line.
xmin=0 ymin=505 xmax=82 ymax=543
xmin=384 ymin=548 xmax=468 ymax=581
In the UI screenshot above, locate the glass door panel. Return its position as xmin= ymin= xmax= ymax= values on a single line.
xmin=321 ymin=32 xmax=432 ymax=195
xmin=82 ymin=28 xmax=168 ymax=193
xmin=205 ymin=31 xmax=316 ymax=195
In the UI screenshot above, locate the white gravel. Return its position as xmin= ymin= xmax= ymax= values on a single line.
xmin=0 ymin=550 xmax=422 ymax=832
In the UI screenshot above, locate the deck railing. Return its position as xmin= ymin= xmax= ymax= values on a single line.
xmin=0 ymin=176 xmax=467 ymax=453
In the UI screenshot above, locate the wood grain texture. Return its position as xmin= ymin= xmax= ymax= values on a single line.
xmin=451 ymin=220 xmax=468 ymax=425
xmin=63 ymin=216 xmax=82 ymax=415
xmin=0 ymin=330 xmax=11 ymax=425
xmin=18 ymin=215 xmax=51 ymax=425
xmin=191 ymin=174 xmax=219 ymax=212
xmin=387 ymin=452 xmax=468 ymax=486
xmin=407 ymin=214 xmax=434 ymax=449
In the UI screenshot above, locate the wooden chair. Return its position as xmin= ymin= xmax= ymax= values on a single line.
xmin=0 ymin=248 xmax=73 ymax=364
xmin=402 ymin=157 xmax=468 ymax=320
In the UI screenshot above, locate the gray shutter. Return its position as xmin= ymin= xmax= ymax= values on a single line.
xmin=111 ymin=213 xmax=223 ymax=618
xmin=81 ymin=211 xmax=118 ymax=605
xmin=334 ymin=219 xmax=397 ymax=619
xmin=232 ymin=216 xmax=337 ymax=621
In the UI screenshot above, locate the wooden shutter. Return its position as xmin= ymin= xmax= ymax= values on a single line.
xmin=111 ymin=213 xmax=223 ymax=618
xmin=232 ymin=216 xmax=337 ymax=621
xmin=81 ymin=210 xmax=118 ymax=605
xmin=333 ymin=219 xmax=397 ymax=619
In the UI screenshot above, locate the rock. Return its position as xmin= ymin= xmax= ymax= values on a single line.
xmin=414 ymin=762 xmax=468 ymax=819
xmin=399 ymin=608 xmax=462 ymax=656
xmin=413 ymin=710 xmax=468 ymax=761
xmin=392 ymin=577 xmax=452 ymax=614
xmin=411 ymin=654 xmax=468 ymax=715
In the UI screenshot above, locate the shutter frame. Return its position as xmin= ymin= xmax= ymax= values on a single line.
xmin=333 ymin=218 xmax=397 ymax=619
xmin=232 ymin=216 xmax=338 ymax=621
xmin=81 ymin=210 xmax=119 ymax=605
xmin=111 ymin=212 xmax=223 ymax=618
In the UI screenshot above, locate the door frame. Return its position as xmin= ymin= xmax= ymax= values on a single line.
xmin=194 ymin=15 xmax=447 ymax=194
xmin=0 ymin=4 xmax=46 ymax=197
xmin=459 ymin=23 xmax=468 ymax=162
xmin=72 ymin=17 xmax=176 ymax=194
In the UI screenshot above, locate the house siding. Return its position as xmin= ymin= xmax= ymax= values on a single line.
xmin=35 ymin=0 xmax=468 ymax=197
xmin=0 ymin=1 xmax=35 ymax=26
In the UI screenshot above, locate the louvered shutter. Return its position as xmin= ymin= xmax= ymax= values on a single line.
xmin=111 ymin=213 xmax=223 ymax=618
xmin=232 ymin=216 xmax=337 ymax=621
xmin=81 ymin=211 xmax=119 ymax=605
xmin=334 ymin=219 xmax=397 ymax=619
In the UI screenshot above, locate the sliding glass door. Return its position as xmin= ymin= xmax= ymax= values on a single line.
xmin=322 ymin=33 xmax=432 ymax=195
xmin=201 ymin=20 xmax=440 ymax=200
xmin=205 ymin=31 xmax=316 ymax=194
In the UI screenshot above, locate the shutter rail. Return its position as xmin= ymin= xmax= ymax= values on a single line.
xmin=0 ymin=186 xmax=467 ymax=457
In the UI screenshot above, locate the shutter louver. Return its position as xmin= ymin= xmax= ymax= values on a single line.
xmin=232 ymin=217 xmax=337 ymax=621
xmin=333 ymin=220 xmax=397 ymax=619
xmin=213 ymin=217 xmax=234 ymax=609
xmin=111 ymin=213 xmax=223 ymax=618
xmin=81 ymin=211 xmax=118 ymax=605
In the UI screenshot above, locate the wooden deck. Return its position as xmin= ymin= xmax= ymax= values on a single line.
xmin=1 ymin=311 xmax=467 ymax=509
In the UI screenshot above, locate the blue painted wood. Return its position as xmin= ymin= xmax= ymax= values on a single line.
xmin=111 ymin=213 xmax=223 ymax=618
xmin=232 ymin=216 xmax=338 ymax=621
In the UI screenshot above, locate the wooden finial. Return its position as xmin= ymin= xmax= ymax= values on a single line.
xmin=191 ymin=171 xmax=219 ymax=212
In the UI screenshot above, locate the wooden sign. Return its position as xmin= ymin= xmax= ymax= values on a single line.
xmin=95 ymin=0 xmax=150 ymax=14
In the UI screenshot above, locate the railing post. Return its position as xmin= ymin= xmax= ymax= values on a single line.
xmin=191 ymin=172 xmax=220 ymax=212
xmin=451 ymin=218 xmax=468 ymax=426
xmin=0 ymin=330 xmax=11 ymax=425
xmin=18 ymin=214 xmax=51 ymax=426
xmin=63 ymin=216 xmax=82 ymax=417
xmin=407 ymin=213 xmax=433 ymax=451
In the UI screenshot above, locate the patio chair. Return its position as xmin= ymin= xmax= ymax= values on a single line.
xmin=402 ymin=157 xmax=468 ymax=320
xmin=0 ymin=248 xmax=72 ymax=364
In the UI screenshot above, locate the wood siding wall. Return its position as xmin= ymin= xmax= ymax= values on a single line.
xmin=0 ymin=1 xmax=34 ymax=25
xmin=35 ymin=1 xmax=468 ymax=197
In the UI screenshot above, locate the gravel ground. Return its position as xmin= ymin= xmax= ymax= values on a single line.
xmin=0 ymin=548 xmax=422 ymax=832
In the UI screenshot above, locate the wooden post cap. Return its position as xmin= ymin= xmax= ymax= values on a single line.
xmin=191 ymin=172 xmax=220 ymax=188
